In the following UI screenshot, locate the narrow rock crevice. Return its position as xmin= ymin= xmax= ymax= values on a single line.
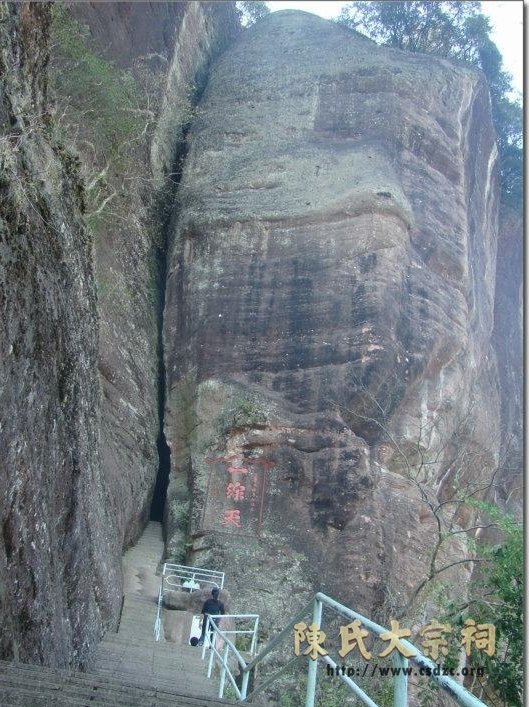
xmin=148 ymin=83 xmax=207 ymax=527
xmin=148 ymin=168 xmax=181 ymax=525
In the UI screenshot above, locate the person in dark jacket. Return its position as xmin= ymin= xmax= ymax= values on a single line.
xmin=198 ymin=587 xmax=225 ymax=645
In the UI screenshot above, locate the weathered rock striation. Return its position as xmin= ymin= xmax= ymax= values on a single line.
xmin=62 ymin=0 xmax=239 ymax=550
xmin=164 ymin=11 xmax=503 ymax=628
xmin=0 ymin=2 xmax=118 ymax=666
xmin=0 ymin=0 xmax=521 ymax=675
xmin=491 ymin=204 xmax=523 ymax=516
xmin=0 ymin=0 xmax=238 ymax=667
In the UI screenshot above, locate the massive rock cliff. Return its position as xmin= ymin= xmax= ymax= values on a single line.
xmin=491 ymin=204 xmax=523 ymax=515
xmin=0 ymin=0 xmax=238 ymax=667
xmin=164 ymin=10 xmax=502 ymax=629
xmin=0 ymin=2 xmax=118 ymax=666
xmin=0 ymin=1 xmax=521 ymax=673
xmin=57 ymin=0 xmax=239 ymax=549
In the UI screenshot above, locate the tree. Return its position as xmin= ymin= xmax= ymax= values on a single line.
xmin=338 ymin=1 xmax=481 ymax=55
xmin=455 ymin=502 xmax=523 ymax=707
xmin=336 ymin=1 xmax=522 ymax=204
xmin=329 ymin=378 xmax=502 ymax=610
xmin=236 ymin=1 xmax=270 ymax=27
xmin=331 ymin=379 xmax=522 ymax=705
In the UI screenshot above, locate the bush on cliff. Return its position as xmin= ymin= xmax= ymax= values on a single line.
xmin=464 ymin=503 xmax=522 ymax=707
xmin=50 ymin=4 xmax=144 ymax=159
xmin=236 ymin=1 xmax=270 ymax=27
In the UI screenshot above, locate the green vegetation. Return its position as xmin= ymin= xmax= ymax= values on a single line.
xmin=417 ymin=680 xmax=439 ymax=707
xmin=50 ymin=4 xmax=144 ymax=159
xmin=236 ymin=1 xmax=270 ymax=27
xmin=457 ymin=503 xmax=523 ymax=707
xmin=49 ymin=2 xmax=158 ymax=242
xmin=336 ymin=1 xmax=522 ymax=205
xmin=234 ymin=633 xmax=252 ymax=652
xmin=223 ymin=684 xmax=239 ymax=701
xmin=221 ymin=396 xmax=269 ymax=433
xmin=49 ymin=3 xmax=166 ymax=312
xmin=278 ymin=671 xmax=358 ymax=707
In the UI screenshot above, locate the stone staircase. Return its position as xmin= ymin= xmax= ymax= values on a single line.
xmin=0 ymin=660 xmax=236 ymax=706
xmin=0 ymin=522 xmax=236 ymax=706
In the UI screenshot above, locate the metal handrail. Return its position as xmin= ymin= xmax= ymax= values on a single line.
xmin=162 ymin=563 xmax=225 ymax=589
xmin=244 ymin=601 xmax=314 ymax=673
xmin=200 ymin=592 xmax=489 ymax=707
xmin=312 ymin=593 xmax=487 ymax=707
xmin=200 ymin=613 xmax=260 ymax=699
xmin=201 ymin=614 xmax=259 ymax=661
xmin=154 ymin=563 xmax=225 ymax=640
xmin=203 ymin=619 xmax=246 ymax=699
xmin=207 ymin=614 xmax=260 ymax=656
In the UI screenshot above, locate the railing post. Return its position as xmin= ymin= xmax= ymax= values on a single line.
xmin=206 ymin=619 xmax=215 ymax=677
xmin=241 ymin=669 xmax=250 ymax=700
xmin=218 ymin=641 xmax=229 ymax=698
xmin=207 ymin=641 xmax=215 ymax=678
xmin=392 ymin=652 xmax=408 ymax=707
xmin=250 ymin=616 xmax=259 ymax=655
xmin=154 ymin=579 xmax=164 ymax=641
xmin=305 ymin=597 xmax=323 ymax=707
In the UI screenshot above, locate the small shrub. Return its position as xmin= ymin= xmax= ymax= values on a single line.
xmin=221 ymin=397 xmax=269 ymax=433
xmin=50 ymin=4 xmax=144 ymax=158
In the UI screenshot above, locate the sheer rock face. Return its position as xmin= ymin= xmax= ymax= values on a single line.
xmin=491 ymin=204 xmax=523 ymax=516
xmin=66 ymin=1 xmax=239 ymax=551
xmin=0 ymin=1 xmax=515 ymax=673
xmin=0 ymin=2 xmax=118 ymax=666
xmin=0 ymin=1 xmax=238 ymax=667
xmin=164 ymin=11 xmax=501 ymax=625
xmin=70 ymin=1 xmax=240 ymax=180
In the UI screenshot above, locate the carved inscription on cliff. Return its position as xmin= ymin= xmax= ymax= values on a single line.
xmin=201 ymin=454 xmax=274 ymax=536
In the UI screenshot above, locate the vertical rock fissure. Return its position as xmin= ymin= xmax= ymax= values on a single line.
xmin=148 ymin=163 xmax=182 ymax=524
xmin=149 ymin=83 xmax=208 ymax=526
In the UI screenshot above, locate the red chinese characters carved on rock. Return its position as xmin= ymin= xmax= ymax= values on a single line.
xmin=228 ymin=466 xmax=248 ymax=474
xmin=201 ymin=454 xmax=274 ymax=536
xmin=221 ymin=509 xmax=242 ymax=528
xmin=226 ymin=481 xmax=246 ymax=501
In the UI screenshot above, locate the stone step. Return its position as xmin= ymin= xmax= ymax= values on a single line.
xmin=0 ymin=521 xmax=236 ymax=706
xmin=127 ymin=546 xmax=163 ymax=552
xmin=92 ymin=670 xmax=222 ymax=698
xmin=0 ymin=682 xmax=232 ymax=707
xmin=123 ymin=548 xmax=163 ymax=556
xmin=93 ymin=521 xmax=221 ymax=702
xmin=116 ymin=616 xmax=158 ymax=626
xmin=98 ymin=636 xmax=179 ymax=649
xmin=94 ymin=644 xmax=206 ymax=665
xmin=0 ymin=660 xmax=236 ymax=706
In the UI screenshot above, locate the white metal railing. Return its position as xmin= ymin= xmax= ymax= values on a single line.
xmin=199 ymin=593 xmax=490 ymax=707
xmin=154 ymin=563 xmax=225 ymax=641
xmin=200 ymin=614 xmax=260 ymax=700
xmin=202 ymin=614 xmax=260 ymax=662
xmin=162 ymin=563 xmax=224 ymax=590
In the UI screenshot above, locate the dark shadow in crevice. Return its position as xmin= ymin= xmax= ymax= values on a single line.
xmin=148 ymin=73 xmax=211 ymax=525
xmin=150 ymin=433 xmax=171 ymax=522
